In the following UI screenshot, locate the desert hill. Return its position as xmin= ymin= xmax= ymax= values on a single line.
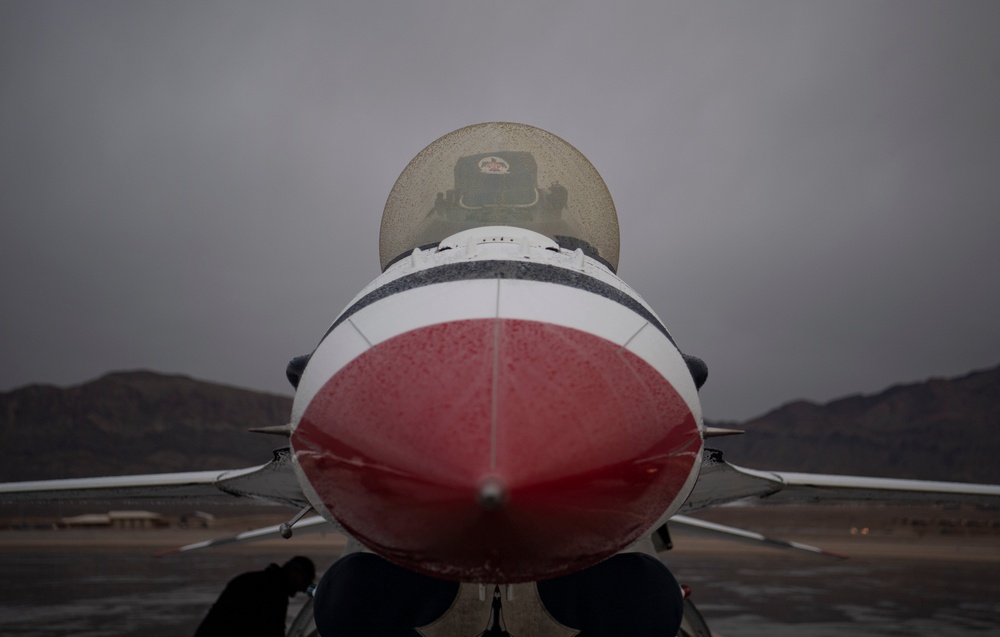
xmin=709 ymin=364 xmax=1000 ymax=483
xmin=0 ymin=371 xmax=291 ymax=481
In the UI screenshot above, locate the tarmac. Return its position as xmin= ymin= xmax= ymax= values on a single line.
xmin=0 ymin=503 xmax=997 ymax=636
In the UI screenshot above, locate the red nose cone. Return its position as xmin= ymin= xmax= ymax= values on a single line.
xmin=293 ymin=319 xmax=700 ymax=582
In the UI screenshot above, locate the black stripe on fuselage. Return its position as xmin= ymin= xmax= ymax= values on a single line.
xmin=323 ymin=260 xmax=674 ymax=345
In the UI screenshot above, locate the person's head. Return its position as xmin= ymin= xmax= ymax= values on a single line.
xmin=282 ymin=556 xmax=316 ymax=597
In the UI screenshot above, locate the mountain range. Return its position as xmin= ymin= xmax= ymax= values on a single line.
xmin=1 ymin=365 xmax=997 ymax=484
xmin=710 ymin=364 xmax=1000 ymax=483
xmin=0 ymin=371 xmax=290 ymax=481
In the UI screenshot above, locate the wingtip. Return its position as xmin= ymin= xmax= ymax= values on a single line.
xmin=821 ymin=548 xmax=850 ymax=560
xmin=704 ymin=426 xmax=745 ymax=438
xmin=248 ymin=424 xmax=293 ymax=437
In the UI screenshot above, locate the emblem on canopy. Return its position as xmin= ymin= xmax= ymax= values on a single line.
xmin=478 ymin=156 xmax=511 ymax=174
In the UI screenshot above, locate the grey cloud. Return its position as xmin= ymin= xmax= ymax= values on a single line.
xmin=2 ymin=0 xmax=998 ymax=420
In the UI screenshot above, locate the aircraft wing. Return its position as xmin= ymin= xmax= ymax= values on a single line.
xmin=682 ymin=448 xmax=1000 ymax=512
xmin=0 ymin=447 xmax=308 ymax=509
xmin=669 ymin=514 xmax=847 ymax=559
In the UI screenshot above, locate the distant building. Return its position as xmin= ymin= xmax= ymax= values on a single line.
xmin=60 ymin=510 xmax=168 ymax=529
xmin=180 ymin=511 xmax=215 ymax=528
xmin=60 ymin=513 xmax=112 ymax=528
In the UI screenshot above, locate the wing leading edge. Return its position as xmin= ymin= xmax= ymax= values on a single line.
xmin=0 ymin=447 xmax=308 ymax=508
xmin=682 ymin=449 xmax=1000 ymax=512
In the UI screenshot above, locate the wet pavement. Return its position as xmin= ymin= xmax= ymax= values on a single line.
xmin=667 ymin=550 xmax=1000 ymax=637
xmin=0 ymin=533 xmax=997 ymax=636
xmin=0 ymin=545 xmax=342 ymax=637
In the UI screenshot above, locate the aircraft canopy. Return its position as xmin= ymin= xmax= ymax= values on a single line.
xmin=379 ymin=122 xmax=620 ymax=272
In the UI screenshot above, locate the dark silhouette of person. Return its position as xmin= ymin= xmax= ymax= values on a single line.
xmin=194 ymin=556 xmax=316 ymax=637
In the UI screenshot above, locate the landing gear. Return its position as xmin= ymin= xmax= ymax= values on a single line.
xmin=677 ymin=587 xmax=712 ymax=637
xmin=286 ymin=596 xmax=318 ymax=637
xmin=538 ymin=553 xmax=685 ymax=636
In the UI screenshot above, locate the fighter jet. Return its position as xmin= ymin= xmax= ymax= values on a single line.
xmin=3 ymin=123 xmax=999 ymax=636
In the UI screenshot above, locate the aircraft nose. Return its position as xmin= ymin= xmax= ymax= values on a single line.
xmin=292 ymin=318 xmax=701 ymax=582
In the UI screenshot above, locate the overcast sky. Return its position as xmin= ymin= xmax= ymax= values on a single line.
xmin=2 ymin=1 xmax=998 ymax=421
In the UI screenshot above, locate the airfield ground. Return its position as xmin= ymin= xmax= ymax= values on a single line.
xmin=0 ymin=503 xmax=997 ymax=637
xmin=1 ymin=502 xmax=997 ymax=561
